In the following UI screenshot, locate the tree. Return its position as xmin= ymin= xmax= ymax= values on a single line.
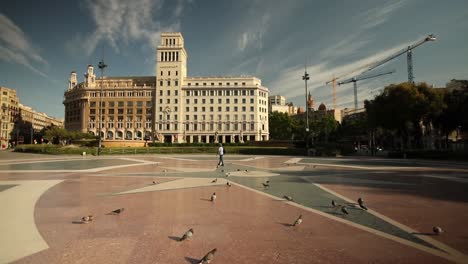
xmin=268 ymin=112 xmax=293 ymax=140
xmin=365 ymin=82 xmax=445 ymax=150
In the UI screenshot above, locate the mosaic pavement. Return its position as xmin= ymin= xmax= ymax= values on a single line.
xmin=0 ymin=152 xmax=468 ymax=263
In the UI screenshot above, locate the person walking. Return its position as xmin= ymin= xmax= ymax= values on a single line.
xmin=217 ymin=143 xmax=225 ymax=167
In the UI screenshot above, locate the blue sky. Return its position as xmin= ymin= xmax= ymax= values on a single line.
xmin=1 ymin=0 xmax=467 ymax=119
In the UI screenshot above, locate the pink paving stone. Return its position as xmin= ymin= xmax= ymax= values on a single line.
xmin=321 ymin=183 xmax=468 ymax=256
xmin=14 ymin=176 xmax=450 ymax=264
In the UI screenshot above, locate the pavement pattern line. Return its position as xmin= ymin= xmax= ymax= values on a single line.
xmin=314 ymin=183 xmax=468 ymax=263
xmin=161 ymin=167 xmax=216 ymax=172
xmin=225 ymin=181 xmax=466 ymax=264
xmin=285 ymin=158 xmax=302 ymax=164
xmin=299 ymin=161 xmax=468 ymax=172
xmin=0 ymin=180 xmax=63 ymax=264
xmin=115 ymin=177 xmax=229 ymax=195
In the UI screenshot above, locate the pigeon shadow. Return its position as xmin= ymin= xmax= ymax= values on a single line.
xmin=168 ymin=236 xmax=181 ymax=241
xmin=411 ymin=232 xmax=437 ymax=236
xmin=200 ymin=198 xmax=213 ymax=202
xmin=326 ymin=211 xmax=345 ymax=216
xmin=72 ymin=221 xmax=85 ymax=224
xmin=277 ymin=222 xmax=293 ymax=227
xmin=184 ymin=256 xmax=200 ymax=264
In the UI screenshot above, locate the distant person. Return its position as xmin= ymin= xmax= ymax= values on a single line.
xmin=217 ymin=143 xmax=225 ymax=167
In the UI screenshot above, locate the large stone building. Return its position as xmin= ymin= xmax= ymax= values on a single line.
xmin=1 ymin=86 xmax=63 ymax=148
xmin=64 ymin=32 xmax=270 ymax=144
xmin=268 ymin=95 xmax=299 ymax=115
xmin=0 ymin=86 xmax=19 ymax=148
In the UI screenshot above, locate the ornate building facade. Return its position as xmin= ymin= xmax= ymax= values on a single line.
xmin=63 ymin=32 xmax=269 ymax=144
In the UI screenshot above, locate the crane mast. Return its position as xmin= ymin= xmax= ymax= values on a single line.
xmin=338 ymin=70 xmax=395 ymax=109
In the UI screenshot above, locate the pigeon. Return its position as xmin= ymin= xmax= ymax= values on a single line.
xmin=237 ymin=169 xmax=241 ymax=171
xmin=88 ymin=215 xmax=94 ymax=221
xmin=82 ymin=216 xmax=90 ymax=223
xmin=211 ymin=178 xmax=217 ymax=183
xmin=179 ymin=228 xmax=194 ymax=241
xmin=331 ymin=200 xmax=337 ymax=207
xmin=313 ymin=165 xmax=317 ymax=168
xmin=245 ymin=169 xmax=248 ymax=172
xmin=225 ymin=172 xmax=230 ymax=177
xmin=199 ymin=248 xmax=217 ymax=264
xmin=433 ymin=226 xmax=443 ymax=235
xmin=357 ymin=197 xmax=368 ymax=210
xmin=283 ymin=195 xmax=293 ymax=201
xmin=152 ymin=181 xmax=157 ymax=185
xmin=111 ymin=208 xmax=125 ymax=215
xmin=211 ymin=192 xmax=217 ymax=202
xmin=341 ymin=206 xmax=349 ymax=215
xmin=226 ymin=182 xmax=232 ymax=187
xmin=221 ymin=170 xmax=224 ymax=172
xmin=262 ymin=181 xmax=270 ymax=188
xmin=293 ymin=215 xmax=303 ymax=226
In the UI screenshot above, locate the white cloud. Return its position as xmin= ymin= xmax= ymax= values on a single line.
xmin=361 ymin=0 xmax=406 ymax=29
xmin=0 ymin=13 xmax=48 ymax=77
xmin=237 ymin=13 xmax=270 ymax=52
xmin=67 ymin=0 xmax=188 ymax=57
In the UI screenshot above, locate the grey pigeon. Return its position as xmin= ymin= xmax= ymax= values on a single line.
xmin=211 ymin=192 xmax=217 ymax=202
xmin=152 ymin=181 xmax=157 ymax=185
xmin=245 ymin=169 xmax=248 ymax=172
xmin=226 ymin=182 xmax=232 ymax=187
xmin=179 ymin=228 xmax=194 ymax=241
xmin=88 ymin=215 xmax=94 ymax=221
xmin=357 ymin=197 xmax=368 ymax=210
xmin=331 ymin=200 xmax=337 ymax=207
xmin=433 ymin=226 xmax=443 ymax=235
xmin=293 ymin=215 xmax=303 ymax=226
xmin=341 ymin=206 xmax=349 ymax=215
xmin=199 ymin=248 xmax=217 ymax=264
xmin=111 ymin=208 xmax=125 ymax=215
xmin=225 ymin=172 xmax=230 ymax=177
xmin=262 ymin=181 xmax=270 ymax=188
xmin=313 ymin=165 xmax=317 ymax=168
xmin=283 ymin=195 xmax=293 ymax=201
xmin=81 ymin=216 xmax=90 ymax=223
xmin=221 ymin=170 xmax=224 ymax=172
xmin=211 ymin=178 xmax=217 ymax=183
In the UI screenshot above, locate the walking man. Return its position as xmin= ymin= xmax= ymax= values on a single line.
xmin=217 ymin=143 xmax=225 ymax=167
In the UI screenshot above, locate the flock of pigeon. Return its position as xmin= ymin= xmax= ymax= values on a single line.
xmin=77 ymin=166 xmax=443 ymax=263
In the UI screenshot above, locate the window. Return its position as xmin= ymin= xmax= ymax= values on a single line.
xmin=250 ymin=106 xmax=254 ymax=112
xmin=146 ymin=101 xmax=152 ymax=107
xmin=175 ymin=80 xmax=178 ymax=86
xmin=90 ymin=102 xmax=96 ymax=107
xmin=160 ymin=71 xmax=163 ymax=76
xmin=160 ymin=81 xmax=163 ymax=86
xmin=210 ymin=107 xmax=214 ymax=112
xmin=234 ymin=99 xmax=238 ymax=104
xmin=168 ymin=71 xmax=171 ymax=76
xmin=186 ymin=115 xmax=189 ymax=120
xmin=186 ymin=99 xmax=190 ymax=104
xmin=186 ymin=107 xmax=189 ymax=112
xmin=202 ymin=99 xmax=206 ymax=104
xmin=118 ymin=101 xmax=124 ymax=107
xmin=250 ymin=98 xmax=254 ymax=104
xmin=226 ymin=107 xmax=230 ymax=111
xmin=218 ymin=107 xmax=222 ymax=112
xmin=242 ymin=107 xmax=246 ymax=112
xmin=210 ymin=99 xmax=214 ymax=104
xmin=195 ymin=99 xmax=198 ymax=104
xmin=167 ymin=99 xmax=170 ymax=104
xmin=226 ymin=99 xmax=230 ymax=104
xmin=176 ymin=71 xmax=178 ymax=76
xmin=194 ymin=107 xmax=198 ymax=112
xmin=234 ymin=107 xmax=238 ymax=111
xmin=218 ymin=99 xmax=222 ymax=104
xmin=175 ymin=90 xmax=178 ymax=96
xmin=109 ymin=109 xmax=114 ymax=114
xmin=211 ymin=82 xmax=214 ymax=86
xmin=127 ymin=109 xmax=133 ymax=114
xmin=167 ymin=80 xmax=171 ymax=86
xmin=167 ymin=90 xmax=171 ymax=96
xmin=234 ymin=82 xmax=238 ymax=86
xmin=159 ymin=90 xmax=163 ymax=96
xmin=118 ymin=109 xmax=124 ymax=114
xmin=242 ymin=82 xmax=246 ymax=86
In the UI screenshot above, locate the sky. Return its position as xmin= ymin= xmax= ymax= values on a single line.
xmin=1 ymin=0 xmax=467 ymax=119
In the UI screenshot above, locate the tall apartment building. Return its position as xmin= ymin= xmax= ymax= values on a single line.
xmin=64 ymin=32 xmax=270 ymax=144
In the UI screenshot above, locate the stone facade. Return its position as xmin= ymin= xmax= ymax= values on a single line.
xmin=64 ymin=32 xmax=270 ymax=143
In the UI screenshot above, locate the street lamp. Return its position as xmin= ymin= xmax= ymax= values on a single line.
xmin=302 ymin=67 xmax=310 ymax=150
xmin=97 ymin=59 xmax=107 ymax=156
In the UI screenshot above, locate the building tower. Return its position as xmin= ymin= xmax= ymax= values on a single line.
xmin=155 ymin=32 xmax=188 ymax=143
xmin=68 ymin=71 xmax=77 ymax=91
xmin=307 ymin=92 xmax=314 ymax=111
xmin=84 ymin=65 xmax=96 ymax=88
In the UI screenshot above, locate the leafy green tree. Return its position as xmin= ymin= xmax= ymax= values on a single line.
xmin=268 ymin=112 xmax=293 ymax=140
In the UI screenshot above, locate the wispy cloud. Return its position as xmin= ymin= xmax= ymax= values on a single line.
xmin=361 ymin=0 xmax=406 ymax=29
xmin=67 ymin=0 xmax=189 ymax=56
xmin=0 ymin=13 xmax=48 ymax=77
xmin=237 ymin=13 xmax=270 ymax=52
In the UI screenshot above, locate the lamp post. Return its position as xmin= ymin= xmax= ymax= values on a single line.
xmin=302 ymin=68 xmax=310 ymax=151
xmin=97 ymin=59 xmax=107 ymax=156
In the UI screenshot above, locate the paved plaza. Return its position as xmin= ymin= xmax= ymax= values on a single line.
xmin=0 ymin=151 xmax=468 ymax=263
